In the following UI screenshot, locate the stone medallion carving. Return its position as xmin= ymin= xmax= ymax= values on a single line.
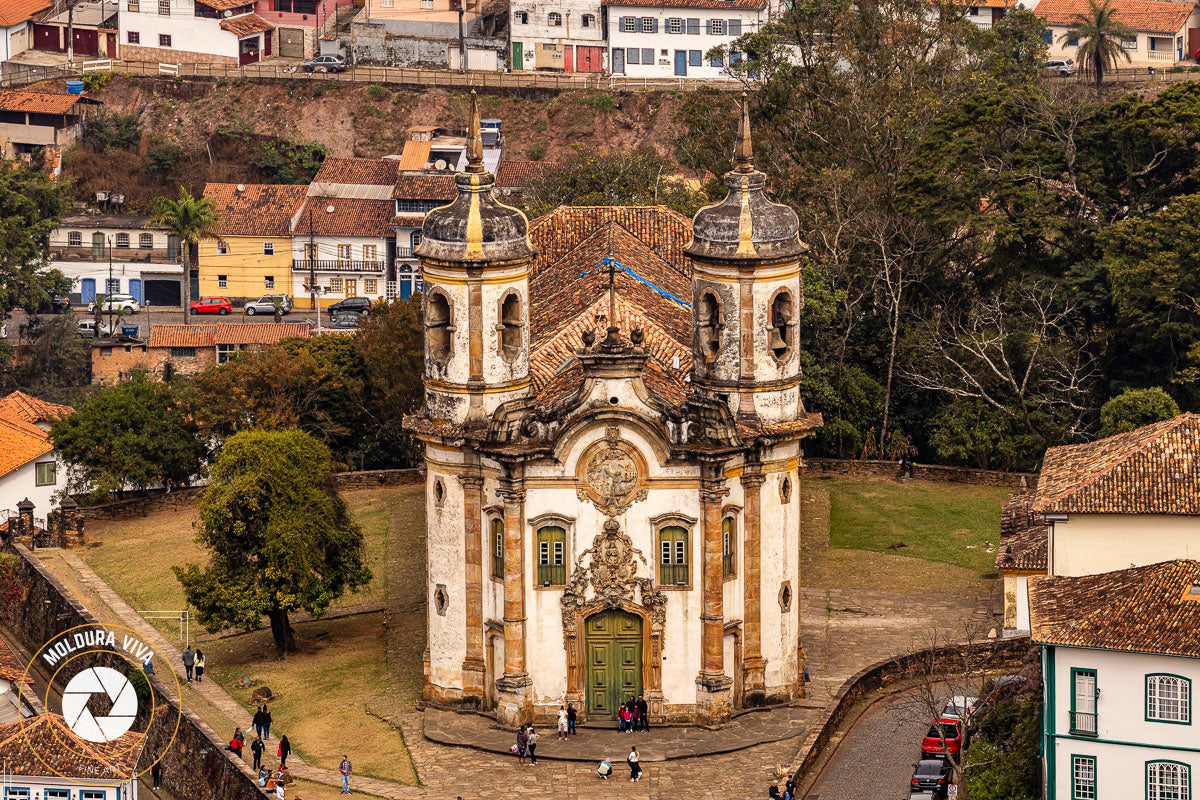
xmin=560 ymin=519 xmax=666 ymax=638
xmin=576 ymin=426 xmax=649 ymax=516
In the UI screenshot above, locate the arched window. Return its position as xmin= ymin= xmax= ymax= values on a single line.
xmin=1147 ymin=675 xmax=1191 ymax=723
xmin=722 ymin=516 xmax=736 ymax=578
xmin=548 ymin=11 xmax=562 ymax=25
xmin=780 ymin=475 xmax=792 ymax=504
xmin=499 ymin=291 xmax=522 ymax=361
xmin=658 ymin=525 xmax=689 ymax=586
xmin=67 ymin=231 xmax=82 ymax=247
xmin=536 ymin=525 xmax=566 ymax=586
xmin=697 ymin=290 xmax=722 ymax=359
xmin=769 ymin=290 xmax=794 ymax=360
xmin=491 ymin=517 xmax=505 ymax=580
xmin=427 ymin=292 xmax=452 ymax=363
xmin=1147 ymin=761 xmax=1190 ymax=800
xmin=581 ymin=12 xmax=594 ymax=26
xmin=91 ymin=232 xmax=105 ymax=259
xmin=139 ymin=232 xmax=153 ymax=249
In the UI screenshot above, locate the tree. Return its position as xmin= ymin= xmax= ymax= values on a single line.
xmin=152 ymin=187 xmax=219 ymax=324
xmin=174 ymin=430 xmax=371 ymax=655
xmin=1062 ymin=0 xmax=1135 ymax=94
xmin=49 ymin=375 xmax=209 ymax=499
xmin=1098 ymin=387 xmax=1180 ymax=437
xmin=355 ymin=295 xmax=425 ymax=467
xmin=0 ymin=315 xmax=91 ymax=402
xmin=976 ymin=8 xmax=1050 ymax=86
xmin=0 ymin=163 xmax=68 ymax=321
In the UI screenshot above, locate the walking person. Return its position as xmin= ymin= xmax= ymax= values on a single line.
xmin=253 ymin=706 xmax=266 ymax=740
xmin=515 ymin=726 xmax=528 ymax=765
xmin=142 ymin=651 xmax=154 ymax=676
xmin=193 ymin=649 xmax=205 ymax=682
xmin=252 ymin=736 xmax=265 ymax=771
xmin=557 ymin=705 xmax=569 ymax=740
xmin=567 ymin=703 xmax=577 ymax=735
xmin=627 ymin=746 xmax=641 ymax=781
xmin=150 ymin=761 xmax=162 ymax=790
xmin=636 ymin=695 xmax=649 ymax=732
xmin=339 ymin=754 xmax=353 ymax=794
xmin=262 ymin=705 xmax=273 ymax=740
xmin=527 ymin=726 xmax=539 ymax=766
xmin=278 ymin=734 xmax=291 ymax=768
xmin=181 ymin=646 xmax=195 ymax=682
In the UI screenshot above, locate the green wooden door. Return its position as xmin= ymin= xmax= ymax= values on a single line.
xmin=585 ymin=610 xmax=643 ymax=717
xmin=512 ymin=41 xmax=523 ymax=71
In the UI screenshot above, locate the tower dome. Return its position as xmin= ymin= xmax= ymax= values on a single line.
xmin=685 ymin=93 xmax=806 ymax=265
xmin=416 ymin=91 xmax=535 ymax=265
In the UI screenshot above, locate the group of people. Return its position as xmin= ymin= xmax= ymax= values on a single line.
xmin=513 ymin=725 xmax=541 ymax=765
xmin=180 ymin=646 xmax=206 ymax=682
xmin=768 ymin=777 xmax=798 ymax=799
xmin=617 ymin=696 xmax=650 ymax=733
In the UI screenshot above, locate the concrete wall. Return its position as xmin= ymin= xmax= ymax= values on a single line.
xmin=803 ymin=458 xmax=1036 ymax=488
xmin=0 ymin=453 xmax=67 ymax=520
xmin=346 ymin=20 xmax=503 ymax=67
xmin=1050 ymin=514 xmax=1200 ymax=577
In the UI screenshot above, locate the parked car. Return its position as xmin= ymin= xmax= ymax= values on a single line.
xmin=328 ymin=296 xmax=372 ymax=316
xmin=921 ymin=719 xmax=964 ymax=758
xmin=89 ymin=294 xmax=140 ymax=314
xmin=940 ymin=695 xmax=980 ymax=722
xmin=302 ymin=55 xmax=346 ymax=73
xmin=328 ymin=312 xmax=362 ymax=330
xmin=190 ymin=297 xmax=233 ymax=315
xmin=244 ymin=295 xmax=293 ymax=316
xmin=1043 ymin=58 xmax=1076 ymax=76
xmin=50 ymin=294 xmax=71 ymax=312
xmin=910 ymin=759 xmax=952 ymax=798
xmin=77 ymin=319 xmax=113 ymax=338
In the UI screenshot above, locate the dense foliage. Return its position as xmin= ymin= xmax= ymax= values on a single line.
xmin=964 ymin=653 xmax=1044 ymax=799
xmin=0 ymin=163 xmax=68 ymax=327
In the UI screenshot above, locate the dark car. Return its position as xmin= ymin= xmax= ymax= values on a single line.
xmin=328 ymin=296 xmax=372 ymax=316
xmin=910 ymin=758 xmax=952 ymax=798
xmin=921 ymin=719 xmax=964 ymax=758
xmin=328 ymin=312 xmax=362 ymax=330
xmin=302 ymin=55 xmax=347 ymax=73
xmin=51 ymin=294 xmax=72 ymax=312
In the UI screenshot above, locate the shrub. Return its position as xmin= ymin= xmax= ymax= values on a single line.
xmin=366 ymin=83 xmax=387 ymax=101
xmin=529 ymin=141 xmax=547 ymax=161
xmin=1099 ymin=387 xmax=1180 ymax=437
xmin=145 ymin=142 xmax=184 ymax=175
xmin=83 ymin=111 xmax=142 ymax=151
xmin=81 ymin=71 xmax=111 ymax=92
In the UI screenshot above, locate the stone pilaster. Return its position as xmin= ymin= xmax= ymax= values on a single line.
xmin=465 ymin=265 xmax=486 ymax=423
xmin=795 ymin=465 xmax=806 ymax=698
xmin=459 ymin=473 xmax=486 ymax=703
xmin=740 ymin=468 xmax=766 ymax=697
xmin=696 ymin=462 xmax=732 ymax=727
xmin=737 ymin=265 xmax=757 ymax=419
xmin=496 ymin=472 xmax=532 ymax=726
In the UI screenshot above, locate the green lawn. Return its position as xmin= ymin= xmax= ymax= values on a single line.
xmin=825 ymin=478 xmax=1011 ymax=575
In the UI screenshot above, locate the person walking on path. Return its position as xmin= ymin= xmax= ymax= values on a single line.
xmin=181 ymin=647 xmax=194 ymax=682
xmin=515 ymin=727 xmax=528 ymax=765
xmin=567 ymin=704 xmax=577 ymax=735
xmin=636 ymin=695 xmax=649 ymax=732
xmin=193 ymin=649 xmax=205 ymax=682
xmin=142 ymin=651 xmax=154 ymax=676
xmin=557 ymin=706 xmax=569 ymax=740
xmin=262 ymin=706 xmax=273 ymax=740
xmin=339 ymin=754 xmax=353 ymax=794
xmin=251 ymin=736 xmax=265 ymax=771
xmin=278 ymin=735 xmax=291 ymax=768
xmin=627 ymin=746 xmax=641 ymax=781
xmin=253 ymin=706 xmax=266 ymax=740
xmin=527 ymin=726 xmax=539 ymax=765
xmin=150 ymin=761 xmax=162 ymax=789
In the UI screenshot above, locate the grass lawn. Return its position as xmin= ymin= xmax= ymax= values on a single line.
xmin=822 ymin=477 xmax=1011 ymax=575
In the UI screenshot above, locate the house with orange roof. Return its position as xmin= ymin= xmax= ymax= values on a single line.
xmin=119 ymin=0 xmax=276 ymax=66
xmin=0 ymin=391 xmax=72 ymax=523
xmin=1034 ymin=0 xmax=1200 ymax=67
xmin=0 ymin=90 xmax=100 ymax=157
xmin=0 ymin=0 xmax=51 ymax=62
xmin=0 ymin=713 xmax=147 ymax=800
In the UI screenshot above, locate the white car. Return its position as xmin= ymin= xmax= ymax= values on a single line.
xmin=77 ymin=319 xmax=114 ymax=337
xmin=941 ymin=695 xmax=980 ymax=721
xmin=89 ymin=294 xmax=140 ymax=314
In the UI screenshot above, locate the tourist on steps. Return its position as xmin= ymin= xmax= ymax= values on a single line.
xmin=181 ymin=647 xmax=194 ymax=682
xmin=263 ymin=706 xmax=273 ymax=740
xmin=252 ymin=736 xmax=265 ymax=771
xmin=557 ymin=705 xmax=569 ymax=740
xmin=194 ymin=649 xmax=205 ymax=682
xmin=253 ymin=706 xmax=267 ymax=740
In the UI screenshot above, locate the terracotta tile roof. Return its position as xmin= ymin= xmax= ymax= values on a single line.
xmin=0 ymin=391 xmax=72 ymax=426
xmin=0 ymin=714 xmax=146 ymax=779
xmin=528 ymin=206 xmax=692 ymax=280
xmin=392 ymin=173 xmax=457 ymax=201
xmin=0 ymin=0 xmax=50 ymax=26
xmin=0 ymin=638 xmax=30 ymax=686
xmin=197 ymin=0 xmax=248 ymax=8
xmin=204 ymin=183 xmax=307 ymax=237
xmin=297 ymin=197 xmax=396 ymax=237
xmin=1030 ymin=559 xmax=1200 ymax=658
xmin=1033 ymin=0 xmax=1194 ymax=32
xmin=147 ymin=325 xmax=215 ymax=349
xmin=0 ymin=90 xmax=82 ymax=115
xmin=219 ymin=12 xmax=273 ymax=34
xmin=603 ymin=0 xmax=765 ymax=8
xmin=312 ymin=157 xmax=400 ymax=187
xmin=1031 ymin=414 xmax=1200 ymax=515
xmin=211 ymin=322 xmax=311 ymax=345
xmin=397 ymin=140 xmax=432 ymax=171
xmin=393 ymin=215 xmax=426 ymax=227
xmin=496 ymin=160 xmax=549 ymax=188
xmin=0 ymin=415 xmax=53 ymax=481
xmin=996 ymin=493 xmax=1049 ymax=572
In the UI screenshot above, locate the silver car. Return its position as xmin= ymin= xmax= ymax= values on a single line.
xmin=77 ymin=319 xmax=114 ymax=337
xmin=89 ymin=294 xmax=140 ymax=314
xmin=243 ymin=295 xmax=293 ymax=316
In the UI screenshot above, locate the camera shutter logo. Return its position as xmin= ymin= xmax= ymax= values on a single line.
xmin=61 ymin=666 xmax=138 ymax=743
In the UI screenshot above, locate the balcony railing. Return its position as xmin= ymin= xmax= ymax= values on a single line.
xmin=1147 ymin=50 xmax=1175 ymax=62
xmin=396 ymin=246 xmax=413 ymax=259
xmin=50 ymin=245 xmax=180 ymax=263
xmin=292 ymin=259 xmax=387 ymax=274
xmin=1069 ymin=711 xmax=1097 ymax=736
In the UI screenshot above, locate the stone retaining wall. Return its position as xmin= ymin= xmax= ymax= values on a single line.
xmin=791 ymin=636 xmax=1033 ymax=789
xmin=804 ymin=458 xmax=1036 ymax=489
xmin=5 ymin=544 xmax=264 ymax=800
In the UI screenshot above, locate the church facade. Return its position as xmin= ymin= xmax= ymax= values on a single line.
xmin=405 ymin=93 xmax=821 ymax=728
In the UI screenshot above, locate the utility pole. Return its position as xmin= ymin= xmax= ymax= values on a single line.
xmin=456 ymin=0 xmax=467 ymax=72
xmin=107 ymin=235 xmax=114 ymax=337
xmin=308 ymin=206 xmax=321 ymax=331
xmin=65 ymin=0 xmax=77 ymax=66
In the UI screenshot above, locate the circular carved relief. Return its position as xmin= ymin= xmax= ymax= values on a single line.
xmin=576 ymin=425 xmax=649 ymax=517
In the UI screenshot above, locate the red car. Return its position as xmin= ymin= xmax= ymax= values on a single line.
xmin=921 ymin=718 xmax=964 ymax=758
xmin=190 ymin=296 xmax=232 ymax=315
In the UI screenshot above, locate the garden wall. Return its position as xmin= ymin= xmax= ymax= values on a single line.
xmin=6 ymin=543 xmax=264 ymax=800
xmin=803 ymin=458 xmax=1036 ymax=489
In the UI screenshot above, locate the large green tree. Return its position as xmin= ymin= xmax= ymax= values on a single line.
xmin=355 ymin=295 xmax=425 ymax=467
xmin=1098 ymin=387 xmax=1180 ymax=437
xmin=1062 ymin=0 xmax=1136 ymax=94
xmin=152 ymin=186 xmax=219 ymax=322
xmin=174 ymin=429 xmax=371 ymax=654
xmin=0 ymin=162 xmax=69 ymax=322
xmin=49 ymin=375 xmax=209 ymax=498
xmin=0 ymin=315 xmax=91 ymax=402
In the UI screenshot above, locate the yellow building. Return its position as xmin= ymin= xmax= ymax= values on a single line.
xmin=199 ymin=184 xmax=308 ymax=306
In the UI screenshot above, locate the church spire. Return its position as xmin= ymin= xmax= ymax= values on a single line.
xmin=734 ymin=91 xmax=753 ymax=173
xmin=465 ymin=90 xmax=485 ymax=174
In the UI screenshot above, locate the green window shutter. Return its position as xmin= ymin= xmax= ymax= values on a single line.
xmin=722 ymin=516 xmax=735 ymax=577
xmin=537 ymin=526 xmax=566 ymax=586
xmin=658 ymin=525 xmax=689 ymax=586
xmin=492 ymin=517 xmax=505 ymax=579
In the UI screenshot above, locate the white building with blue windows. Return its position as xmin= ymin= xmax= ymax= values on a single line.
xmin=602 ymin=0 xmax=766 ymax=78
xmin=1031 ymin=560 xmax=1200 ymax=800
xmin=0 ymin=713 xmax=144 ymax=800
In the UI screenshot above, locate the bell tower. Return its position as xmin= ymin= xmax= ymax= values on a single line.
xmin=415 ymin=91 xmax=537 ymax=427
xmin=685 ymin=93 xmax=807 ymax=424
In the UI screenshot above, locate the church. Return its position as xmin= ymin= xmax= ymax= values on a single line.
xmin=404 ymin=92 xmax=821 ymax=728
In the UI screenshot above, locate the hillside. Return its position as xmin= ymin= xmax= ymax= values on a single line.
xmin=31 ymin=76 xmax=691 ymax=212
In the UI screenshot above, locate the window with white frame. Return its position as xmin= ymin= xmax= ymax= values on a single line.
xmin=4 ymin=789 xmax=30 ymax=800
xmin=1072 ymin=756 xmax=1096 ymax=800
xmin=263 ymin=242 xmax=274 ymax=255
xmin=641 ymin=16 xmax=653 ymax=30
xmin=621 ymin=15 xmax=635 ymax=31
xmin=217 ymin=343 xmax=236 ymax=364
xmin=365 ymin=278 xmax=377 ymax=293
xmin=711 ymin=18 xmax=725 ymax=34
xmin=158 ymin=0 xmax=169 ymax=13
xmin=667 ymin=17 xmax=682 ymax=33
xmin=68 ymin=231 xmax=82 ymax=246
xmin=1122 ymin=37 xmax=1138 ymax=49
xmin=217 ymin=275 xmax=227 ymax=288
xmin=35 ymin=461 xmax=56 ymax=486
xmin=337 ymin=244 xmax=352 ymax=261
xmin=140 ymin=232 xmax=153 ymax=248
xmin=217 ymin=240 xmax=228 ymax=254
xmin=548 ymin=11 xmax=562 ymax=25
xmin=1148 ymin=675 xmax=1191 ymax=723
xmin=1148 ymin=761 xmax=1189 ymax=800
xmin=264 ymin=276 xmax=274 ymax=289
xmin=81 ymin=792 xmax=106 ymax=800
xmin=106 ymin=278 xmax=120 ymax=294
xmin=363 ymin=244 xmax=377 ymax=261
xmin=331 ymin=277 xmax=344 ymax=292
xmin=582 ymin=12 xmax=593 ymax=26
xmin=515 ymin=10 xmax=527 ymax=22
xmin=44 ymin=790 xmax=69 ymax=800
xmin=116 ymin=232 xmax=130 ymax=248
xmin=420 ymin=0 xmax=432 ymax=7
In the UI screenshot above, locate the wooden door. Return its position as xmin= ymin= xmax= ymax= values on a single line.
xmin=563 ymin=44 xmax=574 ymax=73
xmin=612 ymin=47 xmax=624 ymax=74
xmin=33 ymin=24 xmax=59 ymax=52
xmin=585 ymin=610 xmax=642 ymax=717
xmin=73 ymin=28 xmax=99 ymax=56
xmin=674 ymin=50 xmax=687 ymax=76
xmin=344 ymin=278 xmax=357 ymax=297
xmin=106 ymin=32 xmax=116 ymax=58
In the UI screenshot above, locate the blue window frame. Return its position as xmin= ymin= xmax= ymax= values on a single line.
xmin=689 ymin=49 xmax=701 ymax=66
xmin=711 ymin=50 xmax=724 ymax=66
xmin=82 ymin=792 xmax=107 ymax=800
xmin=627 ymin=47 xmax=640 ymax=64
xmin=45 ymin=791 xmax=70 ymax=800
xmin=641 ymin=48 xmax=653 ymax=64
xmin=1043 ymin=30 xmax=1052 ymax=43
xmin=4 ymin=789 xmax=30 ymax=800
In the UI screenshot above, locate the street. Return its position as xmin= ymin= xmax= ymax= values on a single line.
xmin=3 ymin=305 xmax=340 ymax=341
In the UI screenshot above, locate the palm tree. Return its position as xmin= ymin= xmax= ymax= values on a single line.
xmin=152 ymin=186 xmax=218 ymax=325
xmin=1061 ymin=0 xmax=1136 ymax=94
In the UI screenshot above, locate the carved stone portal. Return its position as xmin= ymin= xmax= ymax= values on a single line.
xmin=576 ymin=426 xmax=649 ymax=516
